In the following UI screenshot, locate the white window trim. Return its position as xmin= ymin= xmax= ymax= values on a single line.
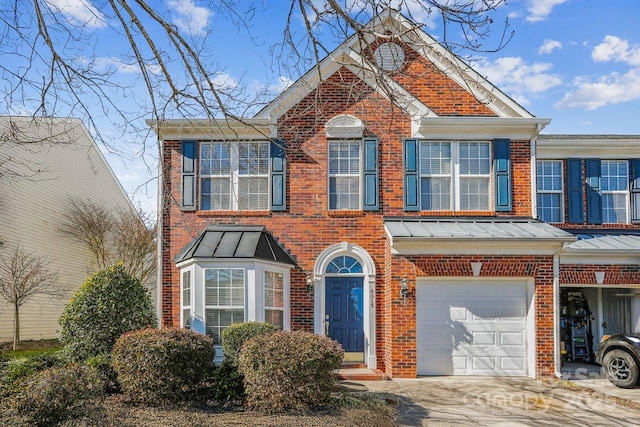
xmin=328 ymin=139 xmax=363 ymax=211
xmin=601 ymin=160 xmax=630 ymax=224
xmin=420 ymin=141 xmax=491 ymax=211
xmin=180 ymin=268 xmax=194 ymax=329
xmin=177 ymin=258 xmax=291 ymax=359
xmin=536 ymin=160 xmax=564 ymax=223
xmin=199 ymin=141 xmax=270 ymax=211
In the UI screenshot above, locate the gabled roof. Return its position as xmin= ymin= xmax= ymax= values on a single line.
xmin=176 ymin=225 xmax=297 ymax=265
xmin=255 ymin=9 xmax=535 ymax=123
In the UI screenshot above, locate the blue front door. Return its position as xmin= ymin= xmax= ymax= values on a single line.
xmin=325 ymin=277 xmax=364 ymax=355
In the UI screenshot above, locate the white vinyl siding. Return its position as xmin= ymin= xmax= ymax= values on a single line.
xmin=537 ymin=160 xmax=564 ymax=223
xmin=601 ymin=160 xmax=629 ymax=224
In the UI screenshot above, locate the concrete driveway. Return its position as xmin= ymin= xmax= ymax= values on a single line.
xmin=347 ymin=376 xmax=640 ymax=426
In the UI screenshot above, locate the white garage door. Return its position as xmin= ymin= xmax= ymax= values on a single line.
xmin=416 ymin=280 xmax=529 ymax=376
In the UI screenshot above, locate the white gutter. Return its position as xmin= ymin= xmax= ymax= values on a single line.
xmin=553 ymin=243 xmax=569 ymax=379
xmin=154 ymin=130 xmax=164 ymax=326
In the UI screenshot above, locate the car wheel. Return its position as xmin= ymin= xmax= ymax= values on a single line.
xmin=602 ymin=349 xmax=639 ymax=388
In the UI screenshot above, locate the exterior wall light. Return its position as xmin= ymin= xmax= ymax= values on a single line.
xmin=400 ymin=276 xmax=409 ymax=306
xmin=306 ymin=272 xmax=313 ymax=297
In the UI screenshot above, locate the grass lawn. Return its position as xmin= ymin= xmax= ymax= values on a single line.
xmin=0 ymin=339 xmax=62 ymax=360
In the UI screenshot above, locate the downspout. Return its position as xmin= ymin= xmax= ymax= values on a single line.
xmin=530 ymin=123 xmax=544 ymax=219
xmin=553 ymin=243 xmax=569 ymax=378
xmin=155 ymin=128 xmax=164 ymax=326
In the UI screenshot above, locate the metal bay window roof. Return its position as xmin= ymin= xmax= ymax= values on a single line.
xmin=176 ymin=225 xmax=296 ymax=265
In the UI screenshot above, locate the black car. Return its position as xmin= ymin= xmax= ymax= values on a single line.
xmin=596 ymin=334 xmax=640 ymax=388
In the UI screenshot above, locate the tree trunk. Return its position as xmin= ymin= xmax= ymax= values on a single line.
xmin=13 ymin=303 xmax=19 ymax=351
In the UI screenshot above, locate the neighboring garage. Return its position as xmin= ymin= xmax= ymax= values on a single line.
xmin=416 ymin=278 xmax=536 ymax=377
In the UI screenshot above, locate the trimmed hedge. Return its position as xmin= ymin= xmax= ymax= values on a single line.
xmin=112 ymin=328 xmax=215 ymax=404
xmin=238 ymin=330 xmax=344 ymax=412
xmin=59 ymin=264 xmax=157 ymax=362
xmin=8 ymin=364 xmax=103 ymax=426
xmin=221 ymin=321 xmax=277 ymax=363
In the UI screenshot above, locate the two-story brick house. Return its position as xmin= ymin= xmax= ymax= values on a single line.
xmin=149 ymin=10 xmax=640 ymax=379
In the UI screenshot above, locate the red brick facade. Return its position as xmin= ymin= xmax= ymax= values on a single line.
xmin=156 ymin=14 xmax=639 ymax=379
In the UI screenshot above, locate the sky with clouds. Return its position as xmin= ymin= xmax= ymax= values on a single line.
xmin=3 ymin=0 xmax=639 ymax=215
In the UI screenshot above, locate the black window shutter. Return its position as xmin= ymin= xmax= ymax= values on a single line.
xmin=586 ymin=158 xmax=602 ymax=224
xmin=493 ymin=139 xmax=512 ymax=212
xmin=181 ymin=140 xmax=197 ymax=211
xmin=363 ymin=138 xmax=379 ymax=211
xmin=270 ymin=140 xmax=286 ymax=211
xmin=630 ymin=159 xmax=640 ymax=222
xmin=567 ymin=158 xmax=584 ymax=223
xmin=403 ymin=139 xmax=419 ymax=211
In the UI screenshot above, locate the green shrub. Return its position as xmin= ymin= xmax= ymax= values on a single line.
xmin=1 ymin=351 xmax=69 ymax=394
xmin=221 ymin=321 xmax=277 ymax=364
xmin=85 ymin=353 xmax=119 ymax=394
xmin=238 ymin=330 xmax=344 ymax=412
xmin=211 ymin=358 xmax=245 ymax=404
xmin=8 ymin=364 xmax=103 ymax=426
xmin=112 ymin=328 xmax=215 ymax=404
xmin=59 ymin=263 xmax=157 ymax=361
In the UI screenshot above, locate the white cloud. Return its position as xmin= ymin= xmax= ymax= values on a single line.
xmin=538 ymin=39 xmax=562 ymax=55
xmin=45 ymin=0 xmax=106 ymax=29
xmin=526 ymin=0 xmax=568 ymax=22
xmin=592 ymin=35 xmax=640 ymax=66
xmin=475 ymin=56 xmax=562 ymax=105
xmin=209 ymin=72 xmax=238 ymax=90
xmin=167 ymin=0 xmax=211 ymax=35
xmin=555 ymin=68 xmax=640 ymax=110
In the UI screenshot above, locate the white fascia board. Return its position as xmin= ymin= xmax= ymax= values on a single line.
xmin=146 ymin=118 xmax=275 ymax=140
xmin=537 ymin=135 xmax=640 ymax=159
xmin=389 ymin=237 xmax=570 ymax=256
xmin=560 ymin=253 xmax=640 ymax=265
xmin=416 ymin=117 xmax=551 ymax=140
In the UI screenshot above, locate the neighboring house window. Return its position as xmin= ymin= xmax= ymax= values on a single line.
xmin=329 ymin=140 xmax=361 ymax=209
xmin=181 ymin=271 xmax=191 ymax=329
xmin=264 ymin=271 xmax=284 ymax=329
xmin=204 ymin=268 xmax=245 ymax=343
xmin=601 ymin=160 xmax=629 ymax=224
xmin=200 ymin=142 xmax=269 ymax=210
xmin=419 ymin=141 xmax=490 ymax=210
xmin=536 ymin=160 xmax=563 ymax=223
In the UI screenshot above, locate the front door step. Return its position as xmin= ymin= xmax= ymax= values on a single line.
xmin=336 ymin=366 xmax=388 ymax=381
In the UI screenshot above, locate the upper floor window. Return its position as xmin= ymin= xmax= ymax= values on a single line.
xmin=200 ymin=142 xmax=269 ymax=211
xmin=419 ymin=141 xmax=491 ymax=211
xmin=601 ymin=160 xmax=629 ymax=223
xmin=536 ymin=160 xmax=563 ymax=223
xmin=328 ymin=138 xmax=379 ymax=211
xmin=329 ymin=140 xmax=360 ymax=210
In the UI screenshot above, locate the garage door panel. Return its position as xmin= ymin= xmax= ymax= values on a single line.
xmin=417 ymin=280 xmax=528 ymax=376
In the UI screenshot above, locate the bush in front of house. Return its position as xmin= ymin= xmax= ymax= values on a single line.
xmin=213 ymin=322 xmax=277 ymax=404
xmin=221 ymin=321 xmax=277 ymax=364
xmin=59 ymin=263 xmax=157 ymax=361
xmin=238 ymin=330 xmax=344 ymax=412
xmin=7 ymin=363 xmax=103 ymax=427
xmin=0 ymin=351 xmax=69 ymax=398
xmin=112 ymin=328 xmax=215 ymax=404
xmin=85 ymin=353 xmax=119 ymax=394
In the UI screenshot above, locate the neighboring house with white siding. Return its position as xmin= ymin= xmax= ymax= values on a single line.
xmin=0 ymin=116 xmax=143 ymax=342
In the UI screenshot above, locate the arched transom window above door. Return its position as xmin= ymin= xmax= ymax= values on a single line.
xmin=326 ymin=255 xmax=363 ymax=274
